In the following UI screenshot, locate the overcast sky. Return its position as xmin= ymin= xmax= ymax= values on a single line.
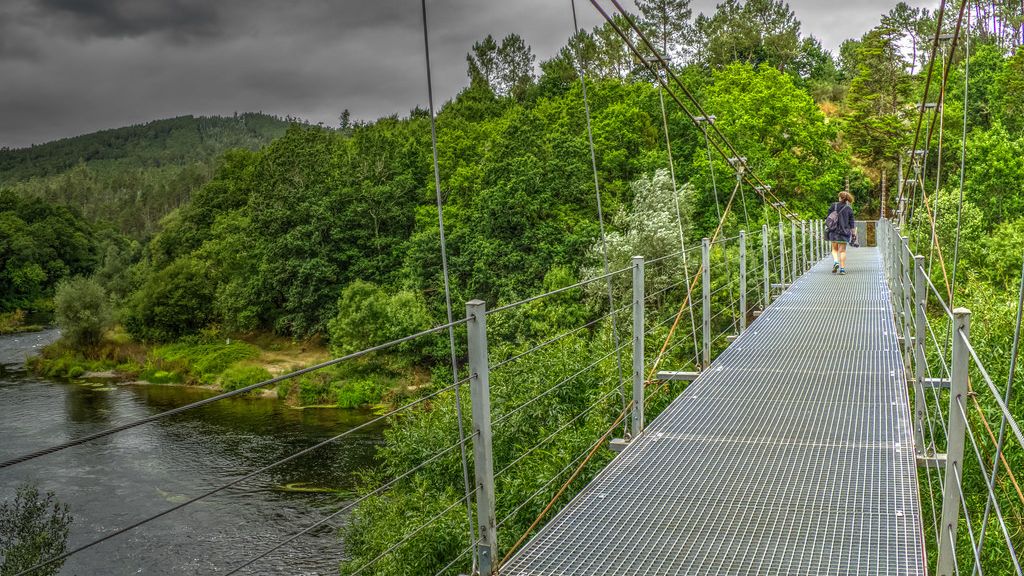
xmin=0 ymin=0 xmax=936 ymax=149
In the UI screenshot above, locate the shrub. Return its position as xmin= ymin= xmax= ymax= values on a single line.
xmin=327 ymin=281 xmax=432 ymax=358
xmin=220 ymin=364 xmax=273 ymax=393
xmin=0 ymin=310 xmax=27 ymax=334
xmin=123 ymin=257 xmax=215 ymax=342
xmin=334 ymin=378 xmax=387 ymax=408
xmin=151 ymin=342 xmax=259 ymax=383
xmin=53 ymin=277 xmax=112 ymax=347
xmin=0 ymin=484 xmax=73 ymax=576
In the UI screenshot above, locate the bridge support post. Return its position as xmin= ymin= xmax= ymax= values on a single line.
xmin=801 ymin=221 xmax=807 ymax=272
xmin=739 ymin=231 xmax=747 ymax=332
xmin=817 ymin=220 xmax=822 ymax=261
xmin=913 ymin=255 xmax=927 ymax=456
xmin=901 ymin=237 xmax=913 ymax=369
xmin=790 ymin=220 xmax=798 ymax=282
xmin=818 ymin=220 xmax=823 ymax=260
xmin=880 ymin=221 xmax=888 ymax=282
xmin=777 ymin=221 xmax=786 ymax=287
xmin=937 ymin=308 xmax=971 ymax=576
xmin=466 ymin=299 xmax=498 ymax=574
xmin=631 ymin=256 xmax=645 ymax=437
xmin=818 ymin=220 xmax=824 ymax=260
xmin=761 ymin=224 xmax=770 ymax=308
xmin=702 ymin=238 xmax=711 ymax=368
xmin=821 ymin=220 xmax=826 ymax=259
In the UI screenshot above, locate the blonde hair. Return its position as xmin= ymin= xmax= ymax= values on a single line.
xmin=838 ymin=191 xmax=854 ymax=204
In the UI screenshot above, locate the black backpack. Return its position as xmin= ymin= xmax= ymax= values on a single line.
xmin=825 ymin=202 xmax=847 ymax=234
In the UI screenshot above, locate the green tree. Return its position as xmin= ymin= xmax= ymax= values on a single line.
xmin=881 ymin=2 xmax=928 ymax=74
xmin=54 ymin=277 xmax=112 ymax=347
xmin=844 ymin=27 xmax=911 ymax=185
xmin=994 ymin=48 xmax=1024 ymax=134
xmin=963 ymin=123 xmax=1024 ymax=224
xmin=123 ymin=257 xmax=216 ymax=342
xmin=327 ymin=281 xmax=432 ymax=357
xmin=694 ymin=0 xmax=802 ymax=72
xmin=0 ymin=484 xmax=72 ymax=576
xmin=636 ymin=0 xmax=694 ymax=61
xmin=467 ymin=34 xmax=536 ymax=100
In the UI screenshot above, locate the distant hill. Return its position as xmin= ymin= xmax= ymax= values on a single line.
xmin=0 ymin=113 xmax=295 ymax=184
xmin=0 ymin=113 xmax=302 ymax=237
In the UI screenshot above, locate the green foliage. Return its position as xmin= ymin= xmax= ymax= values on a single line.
xmin=0 ymin=190 xmax=100 ymax=312
xmin=334 ymin=378 xmax=388 ymax=409
xmin=219 ymin=364 xmax=273 ymax=393
xmin=466 ymin=34 xmax=537 ymax=100
xmin=0 ymin=310 xmax=37 ymax=335
xmin=994 ymin=48 xmax=1024 ymax=135
xmin=693 ymin=63 xmax=846 ymax=228
xmin=151 ymin=342 xmax=260 ymax=381
xmin=844 ymin=27 xmax=911 ymax=169
xmin=0 ymin=484 xmax=72 ymax=576
xmin=983 ymin=218 xmax=1024 ymax=290
xmin=0 ymin=113 xmax=290 ymax=184
xmin=694 ymin=0 xmax=801 ymax=72
xmin=328 ymin=281 xmax=433 ymax=357
xmin=123 ymin=257 xmax=216 ymax=342
xmin=963 ymin=124 xmax=1024 ymax=225
xmin=53 ymin=276 xmax=112 ymax=347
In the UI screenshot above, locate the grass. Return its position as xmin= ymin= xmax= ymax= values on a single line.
xmin=0 ymin=310 xmax=44 ymax=334
xmin=30 ymin=329 xmax=412 ymax=409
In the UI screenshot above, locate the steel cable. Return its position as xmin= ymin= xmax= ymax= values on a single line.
xmin=420 ymin=1 xmax=477 ymax=564
xmin=13 ymin=379 xmax=466 ymax=575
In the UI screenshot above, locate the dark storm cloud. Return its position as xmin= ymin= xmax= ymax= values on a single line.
xmin=37 ymin=0 xmax=222 ymax=39
xmin=0 ymin=0 xmax=935 ymax=149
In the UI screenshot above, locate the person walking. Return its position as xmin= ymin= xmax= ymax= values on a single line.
xmin=826 ymin=191 xmax=856 ymax=275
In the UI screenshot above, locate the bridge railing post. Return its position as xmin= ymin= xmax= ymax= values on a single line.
xmin=937 ymin=308 xmax=971 ymax=576
xmin=466 ymin=299 xmax=497 ymax=574
xmin=901 ymin=236 xmax=913 ymax=367
xmin=631 ymin=256 xmax=644 ymax=437
xmin=739 ymin=231 xmax=747 ymax=332
xmin=790 ymin=220 xmax=797 ymax=281
xmin=761 ymin=224 xmax=770 ymax=308
xmin=817 ymin=220 xmax=822 ymax=261
xmin=702 ymin=237 xmax=711 ymax=368
xmin=913 ymin=255 xmax=926 ymax=456
xmin=801 ymin=221 xmax=807 ymax=272
xmin=777 ymin=221 xmax=786 ymax=287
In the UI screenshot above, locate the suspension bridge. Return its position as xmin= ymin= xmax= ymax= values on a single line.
xmin=2 ymin=0 xmax=1022 ymax=574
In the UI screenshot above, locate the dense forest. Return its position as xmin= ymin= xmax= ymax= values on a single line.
xmin=1 ymin=0 xmax=1023 ymax=573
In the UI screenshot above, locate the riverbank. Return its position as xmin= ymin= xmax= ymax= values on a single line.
xmin=0 ymin=328 xmax=384 ymax=575
xmin=0 ymin=310 xmax=45 ymax=335
xmin=28 ymin=330 xmax=423 ymax=408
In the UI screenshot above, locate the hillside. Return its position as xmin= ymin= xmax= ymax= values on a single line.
xmin=0 ymin=113 xmax=293 ymax=184
xmin=0 ymin=113 xmax=300 ymax=238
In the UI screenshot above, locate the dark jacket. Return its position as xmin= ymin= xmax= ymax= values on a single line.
xmin=827 ymin=201 xmax=855 ymax=242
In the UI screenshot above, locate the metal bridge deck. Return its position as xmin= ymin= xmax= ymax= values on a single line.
xmin=502 ymin=248 xmax=926 ymax=575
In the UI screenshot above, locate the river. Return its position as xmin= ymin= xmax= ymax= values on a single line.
xmin=0 ymin=330 xmax=385 ymax=575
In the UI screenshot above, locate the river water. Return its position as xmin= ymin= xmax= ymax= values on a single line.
xmin=0 ymin=330 xmax=384 ymax=575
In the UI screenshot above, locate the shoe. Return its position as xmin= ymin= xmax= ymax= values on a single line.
xmin=832 ymin=262 xmax=839 ymax=274
xmin=839 ymin=268 xmax=847 ymax=275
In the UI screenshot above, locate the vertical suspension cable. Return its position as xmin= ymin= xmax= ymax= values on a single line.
xmin=657 ymin=82 xmax=700 ymax=368
xmin=950 ymin=5 xmax=970 ymax=312
xmin=928 ymin=43 xmax=949 ymax=277
xmin=420 ymin=2 xmax=477 ymax=571
xmin=570 ymin=0 xmax=628 ymax=434
xmin=703 ymin=132 xmax=737 ymax=333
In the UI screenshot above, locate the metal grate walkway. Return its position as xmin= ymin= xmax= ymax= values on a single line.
xmin=502 ymin=247 xmax=926 ymax=575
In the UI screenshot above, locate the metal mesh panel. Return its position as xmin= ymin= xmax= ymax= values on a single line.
xmin=501 ymin=248 xmax=926 ymax=576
